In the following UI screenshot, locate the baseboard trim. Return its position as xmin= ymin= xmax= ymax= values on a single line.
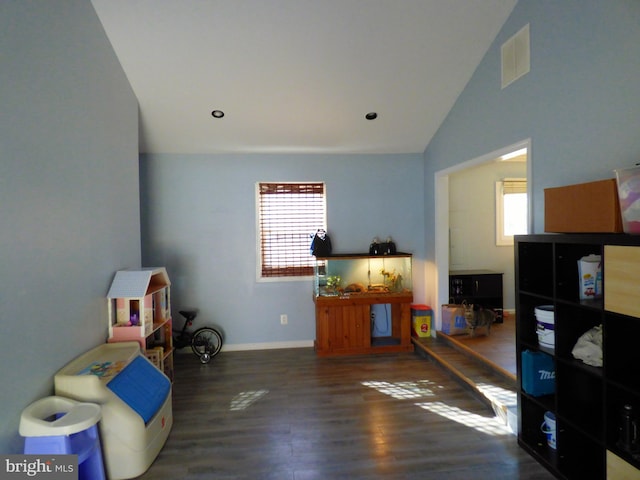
xmin=221 ymin=340 xmax=314 ymax=352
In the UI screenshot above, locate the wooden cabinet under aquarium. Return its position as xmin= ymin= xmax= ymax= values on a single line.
xmin=313 ymin=253 xmax=414 ymax=356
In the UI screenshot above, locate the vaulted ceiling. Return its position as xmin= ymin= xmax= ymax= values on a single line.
xmin=91 ymin=0 xmax=517 ymax=155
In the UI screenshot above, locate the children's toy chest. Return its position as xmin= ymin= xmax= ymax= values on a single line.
xmin=521 ymin=350 xmax=555 ymax=397
xmin=54 ymin=342 xmax=172 ymax=480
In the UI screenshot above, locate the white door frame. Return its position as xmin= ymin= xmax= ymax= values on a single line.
xmin=433 ymin=138 xmax=532 ymax=332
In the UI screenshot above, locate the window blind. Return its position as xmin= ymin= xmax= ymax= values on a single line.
xmin=258 ymin=182 xmax=326 ymax=278
xmin=502 ymin=178 xmax=527 ymax=194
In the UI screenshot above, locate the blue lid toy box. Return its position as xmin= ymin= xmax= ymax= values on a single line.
xmin=521 ymin=350 xmax=555 ymax=396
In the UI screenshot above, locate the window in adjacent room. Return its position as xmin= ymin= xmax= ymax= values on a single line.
xmin=496 ymin=178 xmax=528 ymax=246
xmin=257 ymin=182 xmax=326 ymax=279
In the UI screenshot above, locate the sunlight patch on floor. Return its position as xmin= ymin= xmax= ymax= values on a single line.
xmin=475 ymin=382 xmax=517 ymax=407
xmin=417 ymin=401 xmax=511 ymax=436
xmin=230 ymin=389 xmax=269 ymax=411
xmin=362 ymin=380 xmax=442 ymax=400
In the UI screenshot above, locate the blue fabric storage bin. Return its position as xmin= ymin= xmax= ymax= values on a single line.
xmin=107 ymin=356 xmax=170 ymax=423
xmin=521 ymin=350 xmax=555 ymax=396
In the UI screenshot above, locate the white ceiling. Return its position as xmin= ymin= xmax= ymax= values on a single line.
xmin=91 ymin=0 xmax=516 ymax=155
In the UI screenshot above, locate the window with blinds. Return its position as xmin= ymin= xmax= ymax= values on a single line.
xmin=502 ymin=178 xmax=527 ymax=195
xmin=257 ymin=182 xmax=326 ymax=278
xmin=496 ymin=178 xmax=528 ymax=246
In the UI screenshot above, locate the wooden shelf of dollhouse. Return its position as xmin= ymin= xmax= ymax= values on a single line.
xmin=109 ymin=319 xmax=170 ymax=343
xmin=106 ymin=267 xmax=174 ymax=381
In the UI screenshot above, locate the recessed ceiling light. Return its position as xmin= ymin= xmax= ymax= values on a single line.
xmin=365 ymin=112 xmax=378 ymax=120
xmin=211 ymin=110 xmax=225 ymax=118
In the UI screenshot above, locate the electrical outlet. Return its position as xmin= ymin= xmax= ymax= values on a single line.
xmin=280 ymin=314 xmax=288 ymax=325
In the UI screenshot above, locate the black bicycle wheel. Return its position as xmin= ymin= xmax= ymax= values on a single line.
xmin=191 ymin=327 xmax=223 ymax=361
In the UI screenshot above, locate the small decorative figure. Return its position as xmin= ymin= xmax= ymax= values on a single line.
xmin=380 ymin=268 xmax=402 ymax=292
xmin=326 ymin=275 xmax=341 ymax=291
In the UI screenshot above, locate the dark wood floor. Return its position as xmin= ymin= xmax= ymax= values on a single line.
xmin=137 ymin=344 xmax=553 ymax=480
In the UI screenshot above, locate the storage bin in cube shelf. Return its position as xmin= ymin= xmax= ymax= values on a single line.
xmin=615 ymin=165 xmax=640 ymax=233
xmin=535 ymin=306 xmax=555 ymax=350
xmin=521 ymin=350 xmax=555 ymax=397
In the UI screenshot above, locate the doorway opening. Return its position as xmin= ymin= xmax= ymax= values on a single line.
xmin=434 ymin=139 xmax=532 ymax=334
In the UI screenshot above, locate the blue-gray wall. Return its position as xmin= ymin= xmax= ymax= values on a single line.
xmin=0 ymin=1 xmax=140 ymax=453
xmin=3 ymin=0 xmax=639 ymax=456
xmin=140 ymin=153 xmax=425 ymax=347
xmin=424 ymin=0 xmax=640 ymax=298
xmin=426 ymin=0 xmax=640 ymax=231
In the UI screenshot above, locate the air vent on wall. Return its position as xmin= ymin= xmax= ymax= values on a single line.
xmin=501 ymin=24 xmax=530 ymax=89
